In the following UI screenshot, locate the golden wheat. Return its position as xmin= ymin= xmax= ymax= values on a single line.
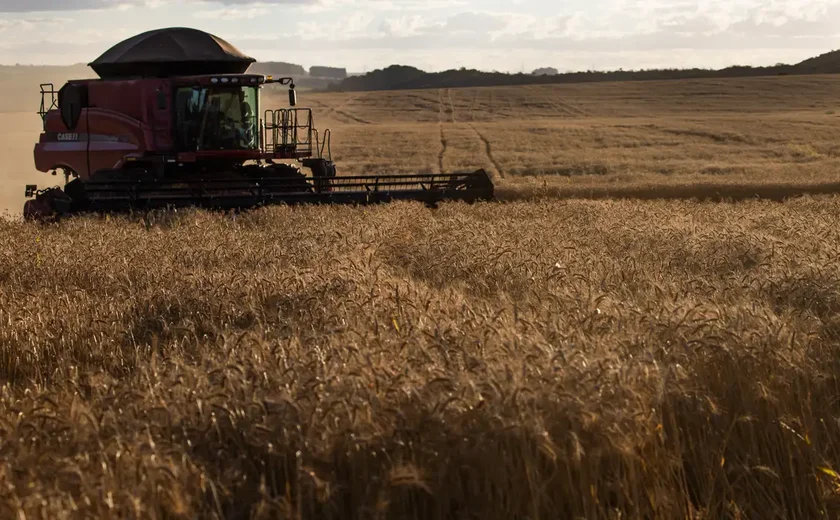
xmin=2 ymin=73 xmax=840 ymax=518
xmin=0 ymin=197 xmax=839 ymax=518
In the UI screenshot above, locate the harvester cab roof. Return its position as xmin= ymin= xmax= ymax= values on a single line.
xmin=25 ymin=28 xmax=494 ymax=221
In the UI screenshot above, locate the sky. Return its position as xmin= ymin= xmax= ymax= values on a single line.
xmin=0 ymin=0 xmax=838 ymax=73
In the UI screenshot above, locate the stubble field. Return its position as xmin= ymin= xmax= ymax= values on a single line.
xmin=2 ymin=75 xmax=840 ymax=518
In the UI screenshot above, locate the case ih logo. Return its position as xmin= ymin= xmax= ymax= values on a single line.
xmin=49 ymin=132 xmax=128 ymax=143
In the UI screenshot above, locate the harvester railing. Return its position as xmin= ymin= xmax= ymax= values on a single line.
xmin=263 ymin=108 xmax=314 ymax=158
xmin=38 ymin=83 xmax=58 ymax=130
xmin=314 ymin=128 xmax=332 ymax=161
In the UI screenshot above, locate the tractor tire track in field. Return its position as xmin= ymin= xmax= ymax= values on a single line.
xmin=525 ymin=85 xmax=576 ymax=117
xmin=506 ymin=94 xmax=516 ymax=119
xmin=438 ymin=127 xmax=448 ymax=174
xmin=520 ymin=85 xmax=590 ymax=118
xmin=489 ymin=90 xmax=497 ymax=121
xmin=322 ymin=94 xmax=372 ymax=124
xmin=334 ymin=98 xmax=372 ymax=125
xmin=438 ymin=89 xmax=447 ymax=174
xmin=556 ymin=98 xmax=590 ymax=117
xmin=489 ymin=89 xmax=514 ymax=120
xmin=547 ymin=98 xmax=580 ymax=117
xmin=319 ymin=96 xmax=355 ymax=118
xmin=469 ymin=123 xmax=504 ymax=179
xmin=468 ymin=91 xmax=478 ymax=121
xmin=400 ymin=92 xmax=441 ymax=120
xmin=335 ymin=111 xmax=371 ymax=125
xmin=447 ymin=89 xmax=457 ymax=123
xmin=540 ymin=87 xmax=590 ymax=117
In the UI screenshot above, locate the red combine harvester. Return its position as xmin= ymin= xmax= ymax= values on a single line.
xmin=25 ymin=28 xmax=493 ymax=219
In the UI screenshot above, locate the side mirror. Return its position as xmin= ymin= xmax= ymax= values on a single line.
xmin=288 ymin=86 xmax=297 ymax=107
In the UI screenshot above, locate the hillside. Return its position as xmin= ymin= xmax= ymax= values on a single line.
xmin=327 ymin=50 xmax=840 ymax=92
xmin=793 ymin=49 xmax=840 ymax=74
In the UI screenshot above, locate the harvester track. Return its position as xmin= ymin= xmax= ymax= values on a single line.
xmin=470 ymin=124 xmax=505 ymax=179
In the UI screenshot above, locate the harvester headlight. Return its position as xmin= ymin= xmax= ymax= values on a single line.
xmin=231 ymin=78 xmax=239 ymax=83
xmin=211 ymin=78 xmax=219 ymax=83
xmin=221 ymin=77 xmax=230 ymax=83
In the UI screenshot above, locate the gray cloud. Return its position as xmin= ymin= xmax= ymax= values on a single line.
xmin=1 ymin=0 xmax=839 ymax=73
xmin=0 ymin=0 xmax=117 ymax=10
xmin=444 ymin=12 xmax=506 ymax=33
xmin=0 ymin=0 xmax=311 ymax=12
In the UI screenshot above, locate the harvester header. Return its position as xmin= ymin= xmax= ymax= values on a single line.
xmin=25 ymin=27 xmax=494 ymax=219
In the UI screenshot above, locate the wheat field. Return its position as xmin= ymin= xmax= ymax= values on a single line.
xmin=291 ymin=77 xmax=840 ymax=204
xmin=2 ymin=75 xmax=840 ymax=518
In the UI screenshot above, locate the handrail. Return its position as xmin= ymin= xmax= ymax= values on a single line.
xmin=321 ymin=129 xmax=332 ymax=161
xmin=38 ymin=83 xmax=58 ymax=130
xmin=263 ymin=107 xmax=323 ymax=160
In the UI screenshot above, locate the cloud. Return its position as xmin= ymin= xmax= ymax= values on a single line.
xmin=221 ymin=2 xmax=840 ymax=62
xmin=0 ymin=16 xmax=71 ymax=29
xmin=0 ymin=0 xmax=114 ymax=10
xmin=193 ymin=5 xmax=270 ymax=19
xmin=0 ymin=0 xmax=455 ymax=14
xmin=0 ymin=0 xmax=312 ymax=12
xmin=299 ymin=0 xmax=465 ymax=12
xmin=445 ymin=12 xmax=507 ymax=34
xmin=2 ymin=0 xmax=840 ymax=73
xmin=378 ymin=15 xmax=443 ymax=38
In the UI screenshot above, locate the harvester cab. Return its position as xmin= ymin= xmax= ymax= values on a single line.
xmin=24 ymin=28 xmax=494 ymax=220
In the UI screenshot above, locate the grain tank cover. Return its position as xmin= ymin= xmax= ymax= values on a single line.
xmin=89 ymin=27 xmax=256 ymax=79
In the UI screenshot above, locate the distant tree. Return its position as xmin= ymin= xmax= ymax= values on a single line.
xmin=248 ymin=62 xmax=306 ymax=77
xmin=325 ymin=49 xmax=840 ymax=92
xmin=309 ymin=66 xmax=347 ymax=79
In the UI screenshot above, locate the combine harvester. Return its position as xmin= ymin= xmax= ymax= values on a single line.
xmin=24 ymin=28 xmax=494 ymax=219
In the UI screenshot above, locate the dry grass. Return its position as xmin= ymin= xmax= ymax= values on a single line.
xmin=2 ymin=198 xmax=840 ymax=519
xmin=3 ymin=74 xmax=840 ymax=518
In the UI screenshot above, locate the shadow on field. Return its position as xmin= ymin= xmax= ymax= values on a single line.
xmin=496 ymin=180 xmax=840 ymax=203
